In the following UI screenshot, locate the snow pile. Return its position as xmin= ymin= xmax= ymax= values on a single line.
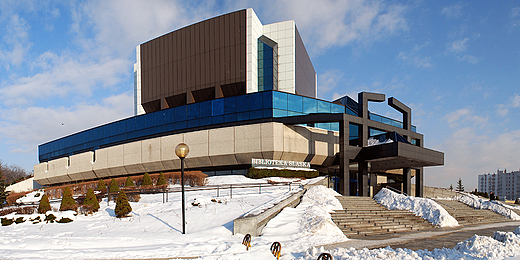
xmin=16 ymin=190 xmax=45 ymax=204
xmin=261 ymin=185 xmax=347 ymax=247
xmin=301 ymin=230 xmax=520 ymax=260
xmin=374 ymin=188 xmax=458 ymax=227
xmin=455 ymin=193 xmax=520 ymax=220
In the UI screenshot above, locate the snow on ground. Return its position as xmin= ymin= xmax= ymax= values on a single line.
xmin=3 ymin=176 xmax=520 ymax=259
xmin=453 ymin=193 xmax=520 ymax=220
xmin=300 ymin=230 xmax=520 ymax=260
xmin=374 ymin=188 xmax=459 ymax=227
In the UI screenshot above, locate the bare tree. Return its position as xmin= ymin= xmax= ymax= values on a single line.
xmin=0 ymin=160 xmax=30 ymax=184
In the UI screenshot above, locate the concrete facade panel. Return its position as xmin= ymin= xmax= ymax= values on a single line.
xmin=124 ymin=141 xmax=146 ymax=174
xmin=185 ymin=130 xmax=209 ymax=157
xmin=209 ymin=127 xmax=235 ymax=156
xmin=34 ymin=162 xmax=48 ymax=184
xmin=106 ymin=145 xmax=128 ymax=177
xmin=160 ymin=134 xmax=183 ymax=171
xmin=235 ymin=124 xmax=261 ymax=154
xmin=93 ymin=148 xmax=110 ymax=177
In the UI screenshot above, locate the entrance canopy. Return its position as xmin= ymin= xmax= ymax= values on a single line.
xmin=357 ymin=142 xmax=444 ymax=171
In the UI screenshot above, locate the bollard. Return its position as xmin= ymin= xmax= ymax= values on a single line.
xmin=317 ymin=252 xmax=333 ymax=260
xmin=230 ymin=184 xmax=233 ymax=198
xmin=259 ymin=184 xmax=261 ymax=194
xmin=217 ymin=186 xmax=219 ymax=197
xmin=242 ymin=234 xmax=251 ymax=251
xmin=270 ymin=242 xmax=281 ymax=260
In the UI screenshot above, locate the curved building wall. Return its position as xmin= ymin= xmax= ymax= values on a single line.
xmin=34 ymin=122 xmax=339 ymax=185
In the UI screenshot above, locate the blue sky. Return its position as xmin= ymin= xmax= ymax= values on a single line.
xmin=0 ymin=1 xmax=519 ymax=191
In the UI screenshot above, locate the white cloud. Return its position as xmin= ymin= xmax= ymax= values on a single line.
xmin=0 ymin=52 xmax=130 ymax=106
xmin=72 ymin=0 xmax=218 ymax=58
xmin=256 ymin=0 xmax=408 ymax=51
xmin=427 ymin=128 xmax=520 ymax=190
xmin=496 ymin=93 xmax=520 ymax=117
xmin=318 ymin=69 xmax=344 ymax=98
xmin=458 ymin=54 xmax=479 ymax=64
xmin=397 ymin=41 xmax=432 ymax=68
xmin=512 ymin=93 xmax=520 ymax=107
xmin=441 ymin=4 xmax=463 ymax=19
xmin=0 ymin=14 xmax=32 ymax=69
xmin=447 ymin=38 xmax=469 ymax=53
xmin=398 ymin=51 xmax=432 ymax=68
xmin=0 ymin=92 xmax=133 ymax=154
xmin=445 ymin=108 xmax=488 ymax=128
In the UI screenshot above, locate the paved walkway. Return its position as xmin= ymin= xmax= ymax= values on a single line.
xmin=323 ymin=221 xmax=520 ymax=251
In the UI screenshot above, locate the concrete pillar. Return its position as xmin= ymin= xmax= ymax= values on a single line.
xmin=403 ymin=168 xmax=411 ymax=195
xmin=339 ymin=117 xmax=350 ymax=196
xmin=415 ymin=168 xmax=424 ymax=197
xmin=359 ymin=161 xmax=369 ymax=197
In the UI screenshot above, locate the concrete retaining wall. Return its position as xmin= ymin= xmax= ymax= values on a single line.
xmin=6 ymin=177 xmax=43 ymax=193
xmin=233 ymin=190 xmax=304 ymax=236
xmin=411 ymin=184 xmax=457 ymax=198
xmin=233 ymin=176 xmax=329 ymax=236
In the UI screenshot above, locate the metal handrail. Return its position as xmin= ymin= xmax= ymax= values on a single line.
xmin=433 ymin=199 xmax=457 ymax=212
xmin=384 ymin=185 xmax=409 ymax=196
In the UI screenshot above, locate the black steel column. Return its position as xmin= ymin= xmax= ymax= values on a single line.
xmin=358 ymin=161 xmax=369 ymax=196
xmin=403 ymin=167 xmax=411 ymax=195
xmin=415 ymin=168 xmax=423 ymax=197
xmin=370 ymin=172 xmax=377 ymax=197
xmin=339 ymin=116 xmax=350 ymax=196
xmin=181 ymin=157 xmax=186 ymax=234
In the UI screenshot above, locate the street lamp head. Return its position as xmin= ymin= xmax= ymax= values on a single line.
xmin=175 ymin=143 xmax=189 ymax=158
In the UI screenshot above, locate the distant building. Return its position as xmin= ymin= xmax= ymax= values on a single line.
xmin=478 ymin=169 xmax=520 ymax=200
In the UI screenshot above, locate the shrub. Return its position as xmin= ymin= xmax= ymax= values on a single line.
xmin=127 ymin=193 xmax=141 ymax=202
xmin=38 ymin=194 xmax=51 ymax=214
xmin=30 ymin=216 xmax=41 ymax=224
xmin=1 ymin=218 xmax=13 ymax=226
xmin=109 ymin=179 xmax=119 ymax=192
xmin=115 ymin=190 xmax=132 ymax=218
xmin=246 ymin=167 xmax=319 ymax=179
xmin=45 ymin=214 xmax=56 ymax=223
xmin=515 ymin=198 xmax=520 ymax=205
xmin=157 ymin=172 xmax=167 ymax=186
xmin=83 ymin=188 xmax=100 ymax=213
xmin=57 ymin=217 xmax=73 ymax=223
xmin=125 ymin=177 xmax=135 ymax=187
xmin=6 ymin=191 xmax=29 ymax=206
xmin=97 ymin=179 xmax=107 ymax=190
xmin=59 ymin=187 xmax=77 ymax=212
xmin=15 ymin=217 xmax=25 ymax=224
xmin=142 ymin=172 xmax=153 ymax=186
xmin=0 ymin=206 xmax=35 ymax=216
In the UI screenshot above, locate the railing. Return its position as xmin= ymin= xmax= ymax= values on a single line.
xmin=384 ymin=185 xmax=408 ymax=196
xmin=104 ymin=182 xmax=299 ymax=205
xmin=433 ymin=199 xmax=457 ymax=213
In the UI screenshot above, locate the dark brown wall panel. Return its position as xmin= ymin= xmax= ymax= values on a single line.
xmin=140 ymin=9 xmax=246 ymax=108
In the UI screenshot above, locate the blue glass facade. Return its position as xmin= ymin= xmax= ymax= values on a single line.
xmin=39 ymin=90 xmax=416 ymax=163
xmin=258 ymin=38 xmax=278 ymax=92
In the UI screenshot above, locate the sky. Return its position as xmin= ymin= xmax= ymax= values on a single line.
xmin=0 ymin=0 xmax=519 ymax=191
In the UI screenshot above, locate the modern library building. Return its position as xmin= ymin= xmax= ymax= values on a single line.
xmin=34 ymin=8 xmax=443 ymax=197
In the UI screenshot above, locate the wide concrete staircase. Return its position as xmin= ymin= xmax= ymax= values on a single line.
xmin=434 ymin=199 xmax=511 ymax=226
xmin=332 ymin=196 xmax=436 ymax=237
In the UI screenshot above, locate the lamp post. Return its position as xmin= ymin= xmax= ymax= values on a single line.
xmin=175 ymin=143 xmax=189 ymax=234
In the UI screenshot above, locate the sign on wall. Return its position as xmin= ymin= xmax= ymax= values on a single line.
xmin=251 ymin=158 xmax=311 ymax=170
